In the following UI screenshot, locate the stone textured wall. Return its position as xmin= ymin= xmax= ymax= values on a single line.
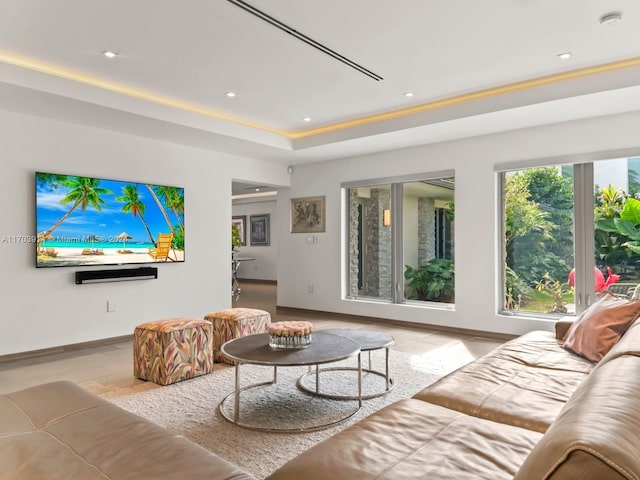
xmin=418 ymin=197 xmax=435 ymax=264
xmin=365 ymin=188 xmax=392 ymax=299
xmin=348 ymin=188 xmax=360 ymax=297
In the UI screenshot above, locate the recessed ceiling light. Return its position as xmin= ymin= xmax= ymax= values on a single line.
xmin=303 ymin=117 xmax=311 ymax=122
xmin=225 ymin=91 xmax=236 ymax=98
xmin=600 ymin=12 xmax=623 ymax=26
xmin=403 ymin=92 xmax=414 ymax=97
xmin=101 ymin=50 xmax=118 ymax=59
xmin=558 ymin=52 xmax=572 ymax=60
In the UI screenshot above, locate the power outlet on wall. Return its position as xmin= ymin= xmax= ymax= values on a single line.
xmin=307 ymin=284 xmax=314 ymax=293
xmin=107 ymin=300 xmax=116 ymax=312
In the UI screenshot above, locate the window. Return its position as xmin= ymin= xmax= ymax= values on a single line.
xmin=501 ymin=166 xmax=575 ymax=315
xmin=500 ymin=156 xmax=640 ymax=317
xmin=345 ymin=173 xmax=455 ymax=305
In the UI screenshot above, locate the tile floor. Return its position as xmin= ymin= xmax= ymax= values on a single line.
xmin=0 ymin=281 xmax=506 ymax=395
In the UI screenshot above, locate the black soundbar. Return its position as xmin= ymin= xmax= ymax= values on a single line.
xmin=75 ymin=267 xmax=158 ymax=284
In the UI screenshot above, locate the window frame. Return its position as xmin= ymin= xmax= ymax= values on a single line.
xmin=496 ymin=161 xmax=602 ymax=318
xmin=342 ymin=170 xmax=455 ymax=307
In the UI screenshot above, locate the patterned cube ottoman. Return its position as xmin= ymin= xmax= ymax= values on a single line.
xmin=133 ymin=318 xmax=214 ymax=385
xmin=203 ymin=308 xmax=271 ymax=364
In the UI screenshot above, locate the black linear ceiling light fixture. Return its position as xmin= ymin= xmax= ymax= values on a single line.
xmin=226 ymin=0 xmax=383 ymax=81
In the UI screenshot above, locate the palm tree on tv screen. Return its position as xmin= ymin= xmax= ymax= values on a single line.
xmin=145 ymin=185 xmax=174 ymax=235
xmin=41 ymin=176 xmax=112 ymax=238
xmin=36 ymin=173 xmax=69 ymax=190
xmin=154 ymin=185 xmax=184 ymax=231
xmin=117 ymin=184 xmax=157 ymax=247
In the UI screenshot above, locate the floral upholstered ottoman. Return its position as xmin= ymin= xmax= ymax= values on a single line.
xmin=133 ymin=318 xmax=214 ymax=385
xmin=203 ymin=308 xmax=271 ymax=364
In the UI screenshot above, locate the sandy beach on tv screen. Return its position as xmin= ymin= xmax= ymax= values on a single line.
xmin=36 ymin=247 xmax=184 ymax=267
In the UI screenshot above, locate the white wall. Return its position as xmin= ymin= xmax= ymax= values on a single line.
xmin=5 ymin=105 xmax=640 ymax=356
xmin=232 ymin=198 xmax=278 ymax=281
xmin=277 ymin=111 xmax=640 ymax=336
xmin=0 ymin=109 xmax=289 ymax=355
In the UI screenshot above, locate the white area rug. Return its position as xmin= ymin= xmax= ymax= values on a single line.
xmin=99 ymin=348 xmax=469 ymax=479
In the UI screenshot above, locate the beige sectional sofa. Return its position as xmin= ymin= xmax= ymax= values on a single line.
xmin=267 ymin=318 xmax=640 ymax=480
xmin=0 ymin=381 xmax=256 ymax=480
xmin=2 ymin=313 xmax=640 ymax=479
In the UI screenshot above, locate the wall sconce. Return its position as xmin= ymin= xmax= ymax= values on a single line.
xmin=383 ymin=209 xmax=391 ymax=227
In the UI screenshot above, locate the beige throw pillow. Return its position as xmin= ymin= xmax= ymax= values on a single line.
xmin=563 ymin=292 xmax=640 ymax=362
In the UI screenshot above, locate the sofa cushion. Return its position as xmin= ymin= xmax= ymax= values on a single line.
xmin=413 ymin=330 xmax=593 ymax=432
xmin=0 ymin=381 xmax=257 ymax=480
xmin=563 ymin=293 xmax=640 ymax=362
xmin=600 ymin=317 xmax=640 ymax=363
xmin=266 ymin=399 xmax=542 ymax=480
xmin=514 ymin=354 xmax=640 ymax=480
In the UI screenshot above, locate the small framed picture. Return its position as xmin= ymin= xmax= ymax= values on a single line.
xmin=250 ymin=214 xmax=270 ymax=246
xmin=290 ymin=196 xmax=326 ymax=233
xmin=232 ymin=215 xmax=246 ymax=246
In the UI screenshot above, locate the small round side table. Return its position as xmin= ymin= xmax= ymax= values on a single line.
xmin=297 ymin=328 xmax=395 ymax=400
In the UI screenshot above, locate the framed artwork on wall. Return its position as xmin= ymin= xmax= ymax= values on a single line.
xmin=290 ymin=196 xmax=325 ymax=233
xmin=250 ymin=214 xmax=270 ymax=246
xmin=232 ymin=215 xmax=246 ymax=246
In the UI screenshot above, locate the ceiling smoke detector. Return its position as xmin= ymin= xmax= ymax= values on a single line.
xmin=600 ymin=12 xmax=623 ymax=27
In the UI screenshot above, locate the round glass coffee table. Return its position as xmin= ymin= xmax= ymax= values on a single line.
xmin=297 ymin=328 xmax=395 ymax=400
xmin=219 ymin=331 xmax=362 ymax=432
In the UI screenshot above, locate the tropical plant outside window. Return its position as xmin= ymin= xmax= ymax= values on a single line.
xmin=502 ymin=167 xmax=575 ymax=314
xmin=345 ymin=175 xmax=454 ymax=305
xmin=593 ymin=169 xmax=640 ymax=289
xmin=502 ymin=157 xmax=640 ymax=316
xmin=402 ymin=180 xmax=454 ymax=304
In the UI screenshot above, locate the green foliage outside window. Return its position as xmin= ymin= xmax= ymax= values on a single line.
xmin=505 ymin=164 xmax=640 ymax=313
xmin=506 ymin=168 xmax=573 ymax=287
xmin=404 ymin=258 xmax=454 ymax=303
xmin=534 ymin=272 xmax=574 ymax=314
xmin=596 ymin=196 xmax=640 ymax=277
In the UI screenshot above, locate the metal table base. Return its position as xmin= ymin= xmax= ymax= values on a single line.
xmin=219 ymin=361 xmax=362 ymax=432
xmin=297 ymin=347 xmax=394 ymax=400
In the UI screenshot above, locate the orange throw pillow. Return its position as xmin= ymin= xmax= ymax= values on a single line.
xmin=563 ymin=292 xmax=640 ymax=363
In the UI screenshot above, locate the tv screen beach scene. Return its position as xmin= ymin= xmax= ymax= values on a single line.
xmin=36 ymin=172 xmax=184 ymax=267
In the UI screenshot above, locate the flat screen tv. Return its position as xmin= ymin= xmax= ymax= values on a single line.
xmin=36 ymin=172 xmax=184 ymax=268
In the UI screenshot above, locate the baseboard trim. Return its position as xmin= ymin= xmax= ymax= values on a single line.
xmin=2 ymin=304 xmax=513 ymax=363
xmin=237 ymin=278 xmax=277 ymax=285
xmin=275 ymin=306 xmax=516 ymax=342
xmin=0 ymin=334 xmax=133 ymax=364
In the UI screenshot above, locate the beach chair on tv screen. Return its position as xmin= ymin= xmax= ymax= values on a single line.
xmin=148 ymin=233 xmax=175 ymax=262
